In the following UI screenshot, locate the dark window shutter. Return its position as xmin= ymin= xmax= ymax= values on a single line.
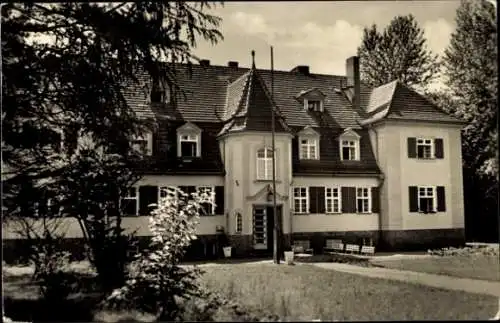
xmin=434 ymin=138 xmax=444 ymax=159
xmin=341 ymin=187 xmax=356 ymax=213
xmin=309 ymin=187 xmax=318 ymax=213
xmin=215 ymin=186 xmax=224 ymax=215
xmin=139 ymin=185 xmax=158 ymax=215
xmin=407 ymin=137 xmax=417 ymax=158
xmin=409 ymin=186 xmax=418 ymax=212
xmin=371 ymin=187 xmax=380 ymax=213
xmin=152 ymin=131 xmax=158 ymax=156
xmin=317 ymin=187 xmax=325 ymax=214
xmin=179 ymin=186 xmax=196 ymax=201
xmin=437 ymin=186 xmax=446 ymax=212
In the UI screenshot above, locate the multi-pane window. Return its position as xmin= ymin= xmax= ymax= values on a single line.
xmin=131 ymin=133 xmax=152 ymax=156
xmin=256 ymin=148 xmax=275 ymax=180
xmin=159 ymin=186 xmax=177 ymax=204
xmin=417 ymin=138 xmax=433 ymax=159
xmin=325 ymin=187 xmax=341 ymax=213
xmin=180 ymin=134 xmax=198 ymax=157
xmin=341 ymin=140 xmax=358 ymax=160
xmin=307 ymin=100 xmax=322 ymax=112
xmin=356 ymin=187 xmax=371 ymax=213
xmin=293 ymin=187 xmax=309 ymax=214
xmin=418 ymin=186 xmax=436 ymax=213
xmin=235 ymin=212 xmax=243 ymax=233
xmin=121 ymin=187 xmax=138 ymax=216
xmin=197 ymin=186 xmax=215 ymax=215
xmin=299 ymin=138 xmax=318 ymax=160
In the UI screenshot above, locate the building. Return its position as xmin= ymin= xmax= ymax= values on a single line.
xmin=2 ymin=54 xmax=467 ymax=257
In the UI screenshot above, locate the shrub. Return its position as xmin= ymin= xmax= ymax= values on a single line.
xmin=105 ymin=187 xmax=214 ymax=321
xmin=427 ymin=246 xmax=499 ymax=257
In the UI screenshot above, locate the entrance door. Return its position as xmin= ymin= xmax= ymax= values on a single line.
xmin=253 ymin=205 xmax=282 ymax=252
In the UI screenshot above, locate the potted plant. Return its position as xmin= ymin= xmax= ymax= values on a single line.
xmin=216 ymin=225 xmax=232 ymax=258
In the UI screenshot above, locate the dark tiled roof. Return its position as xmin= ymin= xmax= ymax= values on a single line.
xmin=122 ymin=62 xmax=461 ymax=176
xmin=359 ymin=81 xmax=464 ymax=125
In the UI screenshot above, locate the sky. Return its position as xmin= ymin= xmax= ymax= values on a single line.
xmin=192 ymin=1 xmax=462 ymax=80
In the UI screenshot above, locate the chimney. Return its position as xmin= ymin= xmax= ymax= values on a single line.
xmin=199 ymin=59 xmax=210 ymax=66
xmin=228 ymin=61 xmax=239 ymax=68
xmin=291 ymin=65 xmax=310 ymax=75
xmin=346 ymin=56 xmax=360 ymax=110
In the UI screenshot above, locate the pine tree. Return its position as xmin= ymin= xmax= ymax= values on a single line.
xmin=357 ymin=14 xmax=440 ymax=91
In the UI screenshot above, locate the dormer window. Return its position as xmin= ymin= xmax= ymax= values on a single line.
xmin=151 ymin=80 xmax=170 ymax=103
xmin=338 ymin=128 xmax=360 ymax=161
xmin=306 ymin=100 xmax=323 ymax=112
xmin=131 ymin=132 xmax=153 ymax=156
xmin=180 ymin=134 xmax=198 ymax=157
xmin=297 ymin=126 xmax=320 ymax=160
xmin=177 ymin=122 xmax=202 ymax=158
xmin=296 ymin=88 xmax=326 ymax=113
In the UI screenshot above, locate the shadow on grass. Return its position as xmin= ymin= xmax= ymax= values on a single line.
xmin=294 ymin=253 xmax=372 ymax=266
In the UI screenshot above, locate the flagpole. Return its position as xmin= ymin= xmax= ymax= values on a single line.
xmin=271 ymin=46 xmax=279 ymax=265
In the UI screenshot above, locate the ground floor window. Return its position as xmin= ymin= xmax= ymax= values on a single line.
xmin=293 ymin=187 xmax=308 ymax=214
xmin=356 ymin=187 xmax=371 ymax=213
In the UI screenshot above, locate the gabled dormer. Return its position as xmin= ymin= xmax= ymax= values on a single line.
xmin=295 ymin=88 xmax=326 ymax=112
xmin=338 ymin=128 xmax=361 ymax=161
xmin=297 ymin=126 xmax=320 ymax=160
xmin=176 ymin=122 xmax=202 ymax=158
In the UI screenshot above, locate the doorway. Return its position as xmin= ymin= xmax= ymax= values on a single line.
xmin=252 ymin=205 xmax=282 ymax=252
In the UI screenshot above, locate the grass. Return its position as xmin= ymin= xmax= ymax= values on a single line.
xmin=371 ymin=254 xmax=500 ymax=281
xmin=199 ymin=263 xmax=499 ymax=321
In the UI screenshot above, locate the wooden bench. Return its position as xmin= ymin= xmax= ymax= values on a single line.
xmin=345 ymin=244 xmax=360 ymax=254
xmin=292 ymin=240 xmax=314 ymax=254
xmin=360 ymin=245 xmax=376 ymax=255
xmin=324 ymin=239 xmax=345 ymax=253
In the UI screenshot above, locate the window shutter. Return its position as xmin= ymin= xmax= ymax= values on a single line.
xmin=341 ymin=187 xmax=356 ymax=213
xmin=152 ymin=131 xmax=158 ymax=156
xmin=317 ymin=187 xmax=326 ymax=214
xmin=139 ymin=186 xmax=158 ymax=215
xmin=215 ymin=186 xmax=224 ymax=215
xmin=309 ymin=187 xmax=318 ymax=214
xmin=409 ymin=186 xmax=418 ymax=212
xmin=437 ymin=186 xmax=446 ymax=212
xmin=371 ymin=187 xmax=380 ymax=213
xmin=407 ymin=137 xmax=417 ymax=158
xmin=434 ymin=138 xmax=444 ymax=159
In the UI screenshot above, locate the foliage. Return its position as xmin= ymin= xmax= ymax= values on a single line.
xmin=427 ymin=246 xmax=499 ymax=257
xmin=2 ymin=2 xmax=223 ymax=291
xmin=357 ymin=14 xmax=440 ymax=91
xmin=105 ymin=187 xmax=214 ymax=321
xmin=443 ymin=0 xmax=498 ymax=180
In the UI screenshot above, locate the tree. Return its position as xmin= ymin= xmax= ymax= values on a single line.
xmin=2 ymin=2 xmax=223 ymax=291
xmin=441 ymin=0 xmax=498 ymax=242
xmin=443 ymin=0 xmax=497 ymax=179
xmin=357 ymin=14 xmax=441 ymax=91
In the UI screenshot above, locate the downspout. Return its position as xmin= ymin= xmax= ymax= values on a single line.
xmin=367 ymin=123 xmax=384 ymax=246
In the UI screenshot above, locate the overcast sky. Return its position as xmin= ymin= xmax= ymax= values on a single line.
xmin=192 ymin=1 xmax=461 ymax=77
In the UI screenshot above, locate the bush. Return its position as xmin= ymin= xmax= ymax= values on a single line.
xmin=105 ymin=187 xmax=213 ymax=321
xmin=427 ymin=246 xmax=499 ymax=257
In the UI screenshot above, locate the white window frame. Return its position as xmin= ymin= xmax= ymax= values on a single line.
xmin=293 ymin=187 xmax=309 ymax=214
xmin=299 ymin=137 xmax=318 ymax=160
xmin=325 ymin=187 xmax=341 ymax=214
xmin=235 ymin=212 xmax=243 ymax=233
xmin=416 ymin=138 xmax=434 ymax=159
xmin=121 ymin=187 xmax=139 ymax=216
xmin=305 ymin=99 xmax=323 ymax=112
xmin=256 ymin=147 xmax=276 ymax=180
xmin=418 ymin=186 xmax=437 ymax=213
xmin=178 ymin=134 xmax=199 ymax=158
xmin=131 ymin=132 xmax=153 ymax=156
xmin=356 ymin=187 xmax=372 ymax=214
xmin=197 ymin=186 xmax=215 ymax=215
xmin=340 ymin=139 xmax=359 ymax=161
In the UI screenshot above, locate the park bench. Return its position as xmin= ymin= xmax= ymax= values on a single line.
xmin=345 ymin=243 xmax=360 ymax=254
xmin=292 ymin=240 xmax=314 ymax=254
xmin=324 ymin=239 xmax=345 ymax=253
xmin=360 ymin=245 xmax=376 ymax=255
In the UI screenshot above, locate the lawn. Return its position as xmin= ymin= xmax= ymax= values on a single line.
xmin=199 ymin=263 xmax=498 ymax=321
xmin=370 ymin=254 xmax=500 ymax=281
xmin=3 ymin=261 xmax=499 ymax=321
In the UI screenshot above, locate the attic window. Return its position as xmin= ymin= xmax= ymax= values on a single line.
xmin=176 ymin=122 xmax=202 ymax=158
xmin=131 ymin=132 xmax=153 ymax=156
xmin=151 ymin=82 xmax=170 ymax=103
xmin=306 ymin=100 xmax=322 ymax=112
xmin=338 ymin=128 xmax=361 ymax=161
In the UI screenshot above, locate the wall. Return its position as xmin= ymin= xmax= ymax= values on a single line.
xmin=220 ymin=132 xmax=293 ymax=241
xmin=371 ymin=121 xmax=465 ymax=233
xmin=291 ymin=176 xmax=380 ymax=232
